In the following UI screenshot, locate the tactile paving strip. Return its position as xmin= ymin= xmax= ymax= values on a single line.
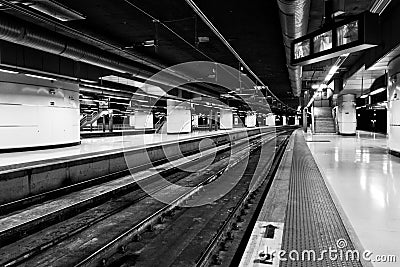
xmin=280 ymin=132 xmax=362 ymax=267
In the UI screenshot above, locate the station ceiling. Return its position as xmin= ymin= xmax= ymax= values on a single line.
xmin=1 ymin=0 xmax=298 ymax=108
xmin=0 ymin=0 xmax=383 ymax=109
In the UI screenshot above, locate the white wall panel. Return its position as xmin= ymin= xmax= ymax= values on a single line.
xmin=0 ymin=73 xmax=79 ymax=150
xmin=245 ymin=113 xmax=256 ymax=128
xmin=282 ymin=116 xmax=287 ymax=126
xmin=266 ymin=115 xmax=276 ymax=126
xmin=220 ymin=109 xmax=233 ymax=130
xmin=388 ymin=58 xmax=400 ymax=154
xmin=134 ymin=110 xmax=153 ymax=129
xmin=337 ymin=94 xmax=356 ymax=135
xmin=167 ymin=99 xmax=191 ymax=134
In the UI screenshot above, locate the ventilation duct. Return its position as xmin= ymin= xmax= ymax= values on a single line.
xmin=277 ymin=0 xmax=311 ymax=97
xmin=0 ymin=13 xmax=154 ymax=79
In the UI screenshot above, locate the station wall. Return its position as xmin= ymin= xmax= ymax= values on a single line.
xmin=388 ymin=58 xmax=400 ymax=154
xmin=0 ymin=73 xmax=80 ymax=150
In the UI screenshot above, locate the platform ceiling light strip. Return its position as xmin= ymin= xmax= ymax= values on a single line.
xmin=25 ymin=73 xmax=57 ymax=81
xmin=369 ymin=87 xmax=386 ymax=95
xmin=184 ymin=0 xmax=293 ymax=112
xmin=360 ymin=94 xmax=369 ymax=98
xmin=28 ymin=0 xmax=86 ymax=22
xmin=0 ymin=68 xmax=18 ymax=74
xmin=370 ymin=0 xmax=392 ymax=15
xmin=80 ymin=79 xmax=98 ymax=84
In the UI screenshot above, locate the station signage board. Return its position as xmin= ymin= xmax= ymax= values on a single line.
xmin=99 ymin=100 xmax=109 ymax=110
xmin=291 ymin=12 xmax=379 ymax=66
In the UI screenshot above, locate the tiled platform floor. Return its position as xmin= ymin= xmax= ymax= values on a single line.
xmin=306 ymin=131 xmax=400 ymax=267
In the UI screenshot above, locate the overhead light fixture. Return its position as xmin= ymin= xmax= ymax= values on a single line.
xmin=369 ymin=87 xmax=386 ymax=95
xmin=25 ymin=74 xmax=57 ymax=81
xmin=197 ymin=36 xmax=210 ymax=43
xmin=0 ymin=68 xmax=18 ymax=74
xmin=328 ymin=65 xmax=340 ymax=76
xmin=360 ymin=94 xmax=369 ymax=99
xmin=311 ymin=84 xmax=320 ymax=90
xmin=28 ymin=0 xmax=86 ymax=22
xmin=80 ymin=79 xmax=98 ymax=84
xmin=82 ymin=84 xmax=119 ymax=92
xmin=370 ymin=0 xmax=392 ymax=15
xmin=236 ymin=93 xmax=252 ymax=96
xmin=143 ymin=40 xmax=155 ymax=47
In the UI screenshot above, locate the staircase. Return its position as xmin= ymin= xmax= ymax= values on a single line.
xmin=155 ymin=116 xmax=167 ymax=134
xmin=314 ymin=107 xmax=336 ymax=134
xmin=80 ymin=111 xmax=107 ymax=128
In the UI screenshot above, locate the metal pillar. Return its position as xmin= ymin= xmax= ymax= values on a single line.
xmin=303 ymin=108 xmax=308 ymax=132
xmin=108 ymin=110 xmax=113 ymax=133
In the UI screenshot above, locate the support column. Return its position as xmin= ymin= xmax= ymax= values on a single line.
xmin=220 ymin=109 xmax=233 ymax=130
xmin=108 ymin=110 xmax=114 ymax=133
xmin=337 ymin=94 xmax=356 ymax=135
xmin=102 ymin=115 xmax=106 ymax=132
xmin=129 ymin=115 xmax=135 ymax=127
xmin=208 ymin=109 xmax=213 ymax=131
xmin=167 ymin=99 xmax=191 ymax=134
xmin=295 ymin=116 xmax=300 ymax=125
xmin=266 ymin=114 xmax=276 ymax=126
xmin=388 ymin=57 xmax=400 ymax=154
xmin=282 ymin=116 xmax=287 ymax=126
xmin=302 ymin=108 xmax=308 ymax=132
xmin=245 ymin=112 xmax=256 ymax=128
xmin=134 ymin=110 xmax=153 ymax=129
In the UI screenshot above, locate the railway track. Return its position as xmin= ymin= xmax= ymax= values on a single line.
xmin=102 ymin=132 xmax=292 ymax=267
xmin=0 ymin=128 xmax=295 ymax=267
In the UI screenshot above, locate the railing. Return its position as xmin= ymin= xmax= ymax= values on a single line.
xmin=155 ymin=116 xmax=166 ymax=133
xmin=81 ymin=124 xmax=140 ymax=132
xmin=80 ymin=111 xmax=100 ymax=128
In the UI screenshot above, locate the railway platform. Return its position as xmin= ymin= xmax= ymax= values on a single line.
xmin=240 ymin=130 xmax=400 ymax=267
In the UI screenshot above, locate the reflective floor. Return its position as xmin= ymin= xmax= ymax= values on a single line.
xmin=0 ymin=127 xmax=258 ymax=168
xmin=306 ymin=131 xmax=400 ymax=266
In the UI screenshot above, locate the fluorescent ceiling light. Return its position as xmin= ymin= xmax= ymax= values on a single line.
xmin=143 ymin=40 xmax=155 ymax=47
xmin=80 ymin=79 xmax=98 ymax=84
xmin=370 ymin=0 xmax=392 ymax=15
xmin=360 ymin=94 xmax=369 ymax=99
xmin=25 ymin=74 xmax=57 ymax=81
xmin=0 ymin=68 xmax=18 ymax=74
xmin=369 ymin=87 xmax=386 ymax=95
xmin=83 ymin=84 xmax=120 ymax=92
xmin=29 ymin=0 xmax=85 ymax=22
xmin=328 ymin=65 xmax=340 ymax=76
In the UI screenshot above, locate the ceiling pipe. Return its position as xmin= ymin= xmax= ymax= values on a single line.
xmin=277 ymin=0 xmax=311 ymax=97
xmin=0 ymin=13 xmax=156 ymax=79
xmin=0 ymin=11 xmax=221 ymax=99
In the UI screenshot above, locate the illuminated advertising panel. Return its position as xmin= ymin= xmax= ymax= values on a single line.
xmin=313 ymin=30 xmax=332 ymax=53
xmin=291 ymin=12 xmax=379 ymax=66
xmin=337 ymin=20 xmax=359 ymax=46
xmin=294 ymin=39 xmax=310 ymax=59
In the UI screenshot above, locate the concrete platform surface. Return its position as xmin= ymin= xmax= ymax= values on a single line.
xmin=0 ymin=127 xmax=276 ymax=169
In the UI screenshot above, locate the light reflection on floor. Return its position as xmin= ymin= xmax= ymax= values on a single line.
xmin=306 ymin=131 xmax=400 ymax=267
